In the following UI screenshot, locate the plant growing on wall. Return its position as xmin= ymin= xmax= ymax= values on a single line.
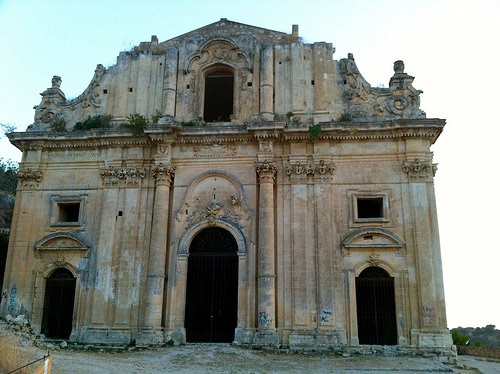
xmin=338 ymin=111 xmax=352 ymax=122
xmin=309 ymin=124 xmax=321 ymax=139
xmin=50 ymin=118 xmax=67 ymax=132
xmin=151 ymin=110 xmax=162 ymax=124
xmin=181 ymin=117 xmax=207 ymax=127
xmin=124 ymin=114 xmax=149 ymax=135
xmin=73 ymin=115 xmax=113 ymax=131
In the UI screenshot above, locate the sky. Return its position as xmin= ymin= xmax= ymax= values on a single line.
xmin=1 ymin=0 xmax=499 ymax=330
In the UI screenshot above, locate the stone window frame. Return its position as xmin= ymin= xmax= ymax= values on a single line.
xmin=348 ymin=190 xmax=391 ymax=226
xmin=50 ymin=195 xmax=87 ymax=228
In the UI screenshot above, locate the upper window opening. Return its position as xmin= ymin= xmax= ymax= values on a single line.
xmin=203 ymin=68 xmax=234 ymax=122
xmin=58 ymin=202 xmax=80 ymax=223
xmin=357 ymin=198 xmax=383 ymax=219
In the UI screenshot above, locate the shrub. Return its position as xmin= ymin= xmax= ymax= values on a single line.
xmin=73 ymin=114 xmax=113 ymax=131
xmin=151 ymin=110 xmax=162 ymax=124
xmin=181 ymin=117 xmax=206 ymax=127
xmin=338 ymin=111 xmax=352 ymax=122
xmin=124 ymin=113 xmax=148 ymax=135
xmin=309 ymin=124 xmax=321 ymax=139
xmin=50 ymin=118 xmax=67 ymax=132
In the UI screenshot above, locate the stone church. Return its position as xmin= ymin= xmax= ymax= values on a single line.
xmin=1 ymin=19 xmax=453 ymax=351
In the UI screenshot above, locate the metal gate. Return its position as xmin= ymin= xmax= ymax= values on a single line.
xmin=185 ymin=227 xmax=238 ymax=342
xmin=355 ymin=266 xmax=397 ymax=345
xmin=41 ymin=268 xmax=76 ymax=339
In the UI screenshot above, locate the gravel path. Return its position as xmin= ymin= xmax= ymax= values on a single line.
xmin=49 ymin=343 xmax=461 ymax=374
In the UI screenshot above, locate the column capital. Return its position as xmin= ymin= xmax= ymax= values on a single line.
xmin=152 ymin=163 xmax=176 ymax=185
xmin=256 ymin=160 xmax=277 ymax=184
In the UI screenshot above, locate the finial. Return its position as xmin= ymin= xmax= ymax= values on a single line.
xmin=51 ymin=75 xmax=62 ymax=88
xmin=394 ymin=60 xmax=405 ymax=74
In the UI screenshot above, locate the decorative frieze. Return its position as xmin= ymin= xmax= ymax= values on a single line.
xmin=403 ymin=159 xmax=436 ymax=179
xmin=185 ymin=198 xmax=243 ymax=229
xmin=100 ymin=166 xmax=147 ymax=186
xmin=18 ymin=168 xmax=43 ymax=188
xmin=193 ymin=142 xmax=237 ymax=158
xmin=285 ymin=160 xmax=335 ymax=183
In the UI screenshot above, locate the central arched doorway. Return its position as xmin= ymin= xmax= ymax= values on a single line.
xmin=41 ymin=268 xmax=76 ymax=339
xmin=356 ymin=266 xmax=397 ymax=345
xmin=203 ymin=67 xmax=234 ymax=122
xmin=185 ymin=227 xmax=238 ymax=342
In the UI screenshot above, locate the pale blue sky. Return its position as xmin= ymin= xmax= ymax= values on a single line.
xmin=1 ymin=0 xmax=499 ymax=329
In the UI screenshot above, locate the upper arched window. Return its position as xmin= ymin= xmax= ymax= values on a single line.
xmin=203 ymin=66 xmax=234 ymax=122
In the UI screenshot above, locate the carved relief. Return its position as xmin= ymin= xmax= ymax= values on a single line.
xmin=339 ymin=55 xmax=424 ymax=120
xmin=367 ymin=253 xmax=381 ymax=267
xmin=403 ymin=159 xmax=433 ymax=179
xmin=256 ymin=160 xmax=277 ymax=183
xmin=100 ymin=166 xmax=147 ymax=186
xmin=194 ymin=142 xmax=237 ymax=158
xmin=188 ymin=40 xmax=248 ymax=71
xmin=155 ymin=143 xmax=171 ymax=158
xmin=285 ymin=160 xmax=335 ymax=183
xmin=18 ymin=168 xmax=43 ymax=188
xmin=152 ymin=163 xmax=176 ymax=185
xmin=185 ymin=198 xmax=244 ymax=229
xmin=258 ymin=140 xmax=273 ymax=153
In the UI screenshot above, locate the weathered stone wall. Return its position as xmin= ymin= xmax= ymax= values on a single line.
xmin=457 ymin=346 xmax=500 ymax=359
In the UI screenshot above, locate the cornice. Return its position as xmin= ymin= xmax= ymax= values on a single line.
xmin=7 ymin=118 xmax=445 ymax=151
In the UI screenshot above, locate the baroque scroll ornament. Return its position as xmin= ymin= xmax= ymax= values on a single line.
xmin=100 ymin=166 xmax=147 ymax=185
xmin=403 ymin=159 xmax=434 ymax=178
xmin=18 ymin=168 xmax=43 ymax=188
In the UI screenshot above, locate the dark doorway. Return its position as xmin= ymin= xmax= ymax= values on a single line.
xmin=356 ymin=266 xmax=397 ymax=345
xmin=203 ymin=69 xmax=234 ymax=122
xmin=41 ymin=268 xmax=76 ymax=339
xmin=185 ymin=227 xmax=238 ymax=342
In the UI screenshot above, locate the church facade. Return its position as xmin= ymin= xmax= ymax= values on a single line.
xmin=1 ymin=19 xmax=453 ymax=351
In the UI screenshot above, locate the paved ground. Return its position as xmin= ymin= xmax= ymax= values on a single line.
xmin=457 ymin=355 xmax=500 ymax=374
xmin=48 ymin=343 xmax=463 ymax=374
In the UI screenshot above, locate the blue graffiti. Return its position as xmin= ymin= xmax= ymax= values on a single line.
xmin=7 ymin=284 xmax=17 ymax=313
xmin=258 ymin=311 xmax=271 ymax=327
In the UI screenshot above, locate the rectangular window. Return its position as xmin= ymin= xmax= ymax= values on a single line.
xmin=350 ymin=191 xmax=390 ymax=224
xmin=357 ymin=197 xmax=383 ymax=219
xmin=50 ymin=196 xmax=85 ymax=227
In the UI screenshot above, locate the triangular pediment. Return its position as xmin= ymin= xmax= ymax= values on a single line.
xmin=163 ymin=19 xmax=296 ymax=44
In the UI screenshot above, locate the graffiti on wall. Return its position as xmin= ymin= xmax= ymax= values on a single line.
xmin=7 ymin=284 xmax=17 ymax=313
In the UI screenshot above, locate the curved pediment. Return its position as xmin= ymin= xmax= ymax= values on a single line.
xmin=342 ymin=228 xmax=405 ymax=256
xmin=35 ymin=232 xmax=90 ymax=251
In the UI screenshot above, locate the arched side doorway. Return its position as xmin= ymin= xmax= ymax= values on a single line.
xmin=41 ymin=268 xmax=76 ymax=339
xmin=185 ymin=227 xmax=238 ymax=342
xmin=203 ymin=66 xmax=234 ymax=122
xmin=355 ymin=266 xmax=397 ymax=345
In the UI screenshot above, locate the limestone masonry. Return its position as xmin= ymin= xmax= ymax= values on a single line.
xmin=1 ymin=19 xmax=452 ymax=351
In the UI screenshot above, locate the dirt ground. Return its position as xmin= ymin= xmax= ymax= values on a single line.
xmin=44 ymin=344 xmax=480 ymax=374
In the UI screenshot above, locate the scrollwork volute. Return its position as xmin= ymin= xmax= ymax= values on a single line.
xmin=255 ymin=160 xmax=277 ymax=184
xmin=403 ymin=159 xmax=434 ymax=179
xmin=18 ymin=168 xmax=43 ymax=188
xmin=100 ymin=166 xmax=147 ymax=186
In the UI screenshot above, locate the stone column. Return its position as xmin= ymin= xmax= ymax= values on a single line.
xmin=162 ymin=47 xmax=178 ymax=117
xmin=254 ymin=160 xmax=279 ymax=345
xmin=260 ymin=45 xmax=274 ymax=121
xmin=137 ymin=162 xmax=175 ymax=345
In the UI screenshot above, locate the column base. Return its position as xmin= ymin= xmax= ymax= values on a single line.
xmin=136 ymin=327 xmax=164 ymax=347
xmin=253 ymin=330 xmax=279 ymax=346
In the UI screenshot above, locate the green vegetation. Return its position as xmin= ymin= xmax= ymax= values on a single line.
xmin=451 ymin=325 xmax=500 ymax=347
xmin=124 ymin=113 xmax=148 ymax=135
xmin=0 ymin=159 xmax=18 ymax=195
xmin=309 ymin=124 xmax=321 ymax=139
xmin=0 ymin=123 xmax=16 ymax=136
xmin=50 ymin=118 xmax=67 ymax=132
xmin=181 ymin=117 xmax=207 ymax=127
xmin=338 ymin=111 xmax=352 ymax=122
xmin=73 ymin=114 xmax=113 ymax=131
xmin=151 ymin=110 xmax=162 ymax=124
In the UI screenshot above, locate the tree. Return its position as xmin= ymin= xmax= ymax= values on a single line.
xmin=451 ymin=329 xmax=469 ymax=346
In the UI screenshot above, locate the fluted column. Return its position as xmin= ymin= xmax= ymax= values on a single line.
xmin=254 ymin=160 xmax=279 ymax=345
xmin=138 ymin=162 xmax=175 ymax=345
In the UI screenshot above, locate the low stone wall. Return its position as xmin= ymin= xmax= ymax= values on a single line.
xmin=457 ymin=345 xmax=500 ymax=359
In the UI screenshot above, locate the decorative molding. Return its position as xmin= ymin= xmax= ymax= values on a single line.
xmin=255 ymin=160 xmax=277 ymax=184
xmin=100 ymin=166 xmax=147 ymax=186
xmin=367 ymin=253 xmax=381 ymax=267
xmin=152 ymin=163 xmax=176 ymax=185
xmin=342 ymin=228 xmax=406 ymax=256
xmin=403 ymin=159 xmax=433 ymax=179
xmin=34 ymin=231 xmax=90 ymax=252
xmin=193 ymin=142 xmax=237 ymax=158
xmin=285 ymin=160 xmax=335 ymax=183
xmin=185 ymin=198 xmax=244 ymax=229
xmin=258 ymin=140 xmax=273 ymax=153
xmin=18 ymin=168 xmax=43 ymax=188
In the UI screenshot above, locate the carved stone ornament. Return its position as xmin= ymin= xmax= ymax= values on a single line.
xmin=156 ymin=143 xmax=171 ymax=158
xmin=256 ymin=160 xmax=277 ymax=183
xmin=100 ymin=166 xmax=147 ymax=186
xmin=152 ymin=163 xmax=176 ymax=184
xmin=403 ymin=159 xmax=433 ymax=179
xmin=367 ymin=253 xmax=381 ymax=267
xmin=18 ymin=168 xmax=43 ymax=188
xmin=338 ymin=54 xmax=425 ymax=120
xmin=259 ymin=140 xmax=273 ymax=153
xmin=194 ymin=142 xmax=237 ymax=158
xmin=286 ymin=160 xmax=335 ymax=183
xmin=185 ymin=198 xmax=243 ymax=229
